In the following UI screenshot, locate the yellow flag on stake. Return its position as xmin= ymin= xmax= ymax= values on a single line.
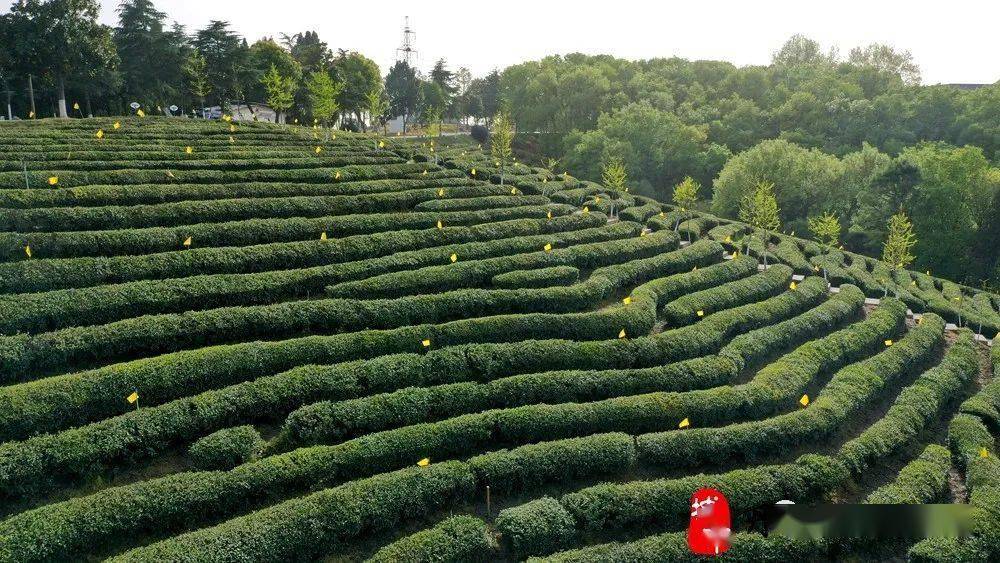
xmin=678 ymin=418 xmax=690 ymax=429
xmin=417 ymin=458 xmax=430 ymax=467
xmin=24 ymin=245 xmax=31 ymax=258
xmin=450 ymin=253 xmax=458 ymax=263
xmin=127 ymin=391 xmax=139 ymax=404
xmin=622 ymin=296 xmax=632 ymax=305
xmin=95 ymin=129 xmax=104 ymax=139
xmin=884 ymin=339 xmax=893 ymax=346
xmin=48 ymin=176 xmax=58 ymax=186
xmin=800 ymin=394 xmax=810 ymax=407
xmin=619 ymin=329 xmax=626 ymax=339
xmin=320 ymin=232 xmax=327 ymax=241
xmin=183 ymin=237 xmax=192 ymax=247
xmin=422 ymin=339 xmax=431 ymax=347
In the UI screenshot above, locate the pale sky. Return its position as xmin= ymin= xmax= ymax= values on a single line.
xmin=92 ymin=0 xmax=997 ymax=85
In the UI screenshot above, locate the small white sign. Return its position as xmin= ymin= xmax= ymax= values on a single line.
xmin=129 ymin=102 xmax=140 ymax=110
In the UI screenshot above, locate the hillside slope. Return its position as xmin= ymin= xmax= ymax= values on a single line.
xmin=0 ymin=118 xmax=996 ymax=562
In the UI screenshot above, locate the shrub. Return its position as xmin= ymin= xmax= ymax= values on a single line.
xmin=368 ymin=516 xmax=497 ymax=563
xmin=188 ymin=425 xmax=264 ymax=470
xmin=470 ymin=125 xmax=489 ymax=144
xmin=496 ymin=497 xmax=578 ymax=558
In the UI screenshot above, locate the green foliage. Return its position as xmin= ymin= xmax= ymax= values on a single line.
xmin=369 ymin=516 xmax=496 ymax=563
xmin=496 ymin=497 xmax=577 ymax=558
xmin=808 ymin=212 xmax=841 ymax=250
xmin=305 ymin=70 xmax=341 ymax=125
xmin=882 ymin=210 xmax=917 ymax=270
xmin=260 ymin=64 xmax=295 ymax=118
xmin=188 ymin=425 xmax=264 ymax=470
xmin=601 ymin=156 xmax=627 ymax=193
xmin=182 ymin=51 xmax=211 ymax=106
xmin=491 ymin=109 xmax=515 ymax=184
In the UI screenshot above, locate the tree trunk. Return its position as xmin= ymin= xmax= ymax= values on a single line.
xmin=56 ymin=74 xmax=68 ymax=118
xmin=4 ymin=79 xmax=11 ymax=120
xmin=85 ymin=91 xmax=93 ymax=118
xmin=27 ymin=74 xmax=36 ymax=117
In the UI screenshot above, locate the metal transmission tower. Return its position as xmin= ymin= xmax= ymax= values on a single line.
xmin=395 ymin=16 xmax=418 ymax=66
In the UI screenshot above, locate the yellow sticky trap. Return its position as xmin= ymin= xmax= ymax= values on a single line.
xmin=583 ymin=206 xmax=590 ymax=214
xmin=185 ymin=146 xmax=193 ymax=154
xmin=618 ymin=329 xmax=626 ymax=339
xmin=622 ymin=296 xmax=632 ymax=305
xmin=724 ymin=236 xmax=732 ymax=243
xmin=422 ymin=169 xmax=427 ymax=175
xmin=790 ymin=281 xmax=797 ymax=290
xmin=320 ymin=232 xmax=327 ymax=241
xmin=640 ymin=231 xmax=646 ymax=237
xmin=799 ymin=394 xmax=809 ymax=407
xmin=136 ymin=109 xmax=145 ymax=117
xmin=379 ymin=140 xmax=385 ymax=148
xmin=813 ymin=265 xmax=820 ymax=272
xmin=980 ymin=447 xmax=989 ymax=458
xmin=183 ymin=236 xmax=192 ymax=248
xmin=544 ymin=243 xmax=552 ymax=253
xmin=884 ymin=339 xmax=893 ymax=346
xmin=314 ymin=118 xmax=318 ymax=124
xmin=678 ymin=418 xmax=690 ymax=429
xmin=595 ymin=196 xmax=601 ymax=203
xmin=127 ymin=391 xmax=139 ymax=404
xmin=48 ymin=176 xmax=58 ymax=186
xmin=230 ymin=124 xmax=235 ymax=132
xmin=547 ymin=210 xmax=552 ymax=220
xmin=95 ymin=129 xmax=104 ymax=139
xmin=438 ymin=188 xmax=444 ymax=197
xmin=696 ymin=310 xmax=705 ymax=317
xmin=926 ymin=270 xmax=930 ymax=276
xmin=437 ymin=220 xmax=443 ymax=229
xmin=911 ymin=280 xmax=916 ymax=286
xmin=73 ymin=102 xmax=80 ymax=110
xmin=417 ymin=458 xmax=430 ymax=467
xmin=422 ymin=339 xmax=431 ymax=347
xmin=24 ymin=245 xmax=31 ymax=258
xmin=511 ymin=187 xmax=517 ymax=195
xmin=229 ymin=136 xmax=234 ymax=143
xmin=495 ymin=161 xmax=499 ymax=166
xmin=166 ymin=171 xmax=175 ymax=178
xmin=315 ymin=146 xmax=322 ymax=154
xmin=693 ymin=266 xmax=698 ymax=271
xmin=659 ymin=211 xmax=665 ymax=217
xmin=335 ymin=171 xmax=341 ymax=179
xmin=471 ymin=168 xmax=476 ymax=176
xmin=29 ymin=110 xmax=35 ymax=118
xmin=450 ymin=253 xmax=458 ymax=263
xmin=294 ymin=118 xmax=298 ymax=123
xmin=113 ymin=121 xmax=121 ymax=129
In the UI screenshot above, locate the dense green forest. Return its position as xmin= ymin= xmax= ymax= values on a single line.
xmin=0 ymin=1 xmax=997 ymax=287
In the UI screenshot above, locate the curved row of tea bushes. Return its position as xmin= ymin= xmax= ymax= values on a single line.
xmin=414 ymin=194 xmax=548 ymax=212
xmin=3 ymin=153 xmax=402 ymax=174
xmin=324 ymin=226 xmax=674 ymax=299
xmin=0 ymin=215 xmax=588 ymax=293
xmin=0 ymin=273 xmax=821 ymax=500
xmin=367 ymin=515 xmax=496 ymax=563
xmin=0 ymin=219 xmax=621 ymax=334
xmin=280 ymin=283 xmax=860 ymax=447
xmin=2 ymin=185 xmax=513 ymax=232
xmin=491 ymin=266 xmax=580 ymax=289
xmin=0 ymin=433 xmax=632 ymax=562
xmin=660 ymin=264 xmax=793 ymax=325
xmin=537 ymin=531 xmax=824 ymax=562
xmin=865 ymin=444 xmax=952 ymax=504
xmin=0 ymin=175 xmax=474 ymax=209
xmin=0 ymin=203 xmax=575 ymax=261
xmin=836 ymin=330 xmax=978 ymax=476
xmin=0 ymin=232 xmax=683 ymax=377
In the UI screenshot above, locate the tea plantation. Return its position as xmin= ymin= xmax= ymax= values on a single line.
xmin=0 ymin=118 xmax=997 ymax=561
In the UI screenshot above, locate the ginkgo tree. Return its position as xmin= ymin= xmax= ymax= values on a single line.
xmin=808 ymin=211 xmax=841 ymax=283
xmin=672 ymin=176 xmax=700 ymax=242
xmin=601 ymin=156 xmax=627 ymax=219
xmin=738 ymin=181 xmax=781 ymax=266
xmin=365 ymin=86 xmax=389 ymax=136
xmin=260 ymin=64 xmax=295 ymax=124
xmin=491 ymin=109 xmax=514 ymax=186
xmin=882 ymin=209 xmax=917 ymax=297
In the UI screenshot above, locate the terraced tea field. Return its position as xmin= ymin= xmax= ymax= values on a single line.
xmin=0 ymin=118 xmax=997 ymax=562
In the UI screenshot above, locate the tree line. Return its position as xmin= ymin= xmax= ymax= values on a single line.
xmin=0 ymin=0 xmax=502 ymax=129
xmin=501 ymin=36 xmax=998 ymax=288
